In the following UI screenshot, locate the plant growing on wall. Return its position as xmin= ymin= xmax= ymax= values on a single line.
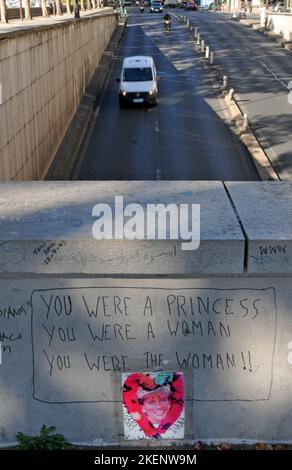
xmin=16 ymin=425 xmax=70 ymax=450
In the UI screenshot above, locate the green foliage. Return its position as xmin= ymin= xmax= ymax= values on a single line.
xmin=16 ymin=425 xmax=70 ymax=450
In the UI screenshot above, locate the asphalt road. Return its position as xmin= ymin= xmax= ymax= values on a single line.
xmin=184 ymin=11 xmax=292 ymax=179
xmin=74 ymin=10 xmax=259 ymax=180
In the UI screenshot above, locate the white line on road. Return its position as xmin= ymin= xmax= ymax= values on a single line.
xmin=154 ymin=120 xmax=161 ymax=180
xmin=93 ymin=107 xmax=101 ymax=119
xmin=260 ymin=61 xmax=290 ymax=90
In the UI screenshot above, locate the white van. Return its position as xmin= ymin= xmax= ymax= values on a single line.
xmin=117 ymin=56 xmax=158 ymax=107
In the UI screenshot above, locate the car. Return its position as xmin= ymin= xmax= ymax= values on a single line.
xmin=150 ymin=1 xmax=163 ymax=12
xmin=117 ymin=56 xmax=159 ymax=107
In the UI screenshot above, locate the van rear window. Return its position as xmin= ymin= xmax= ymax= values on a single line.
xmin=123 ymin=67 xmax=153 ymax=81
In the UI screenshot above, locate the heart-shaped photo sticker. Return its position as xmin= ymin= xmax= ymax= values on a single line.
xmin=122 ymin=371 xmax=184 ymax=439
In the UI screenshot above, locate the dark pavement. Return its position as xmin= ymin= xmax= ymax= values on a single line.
xmin=74 ymin=10 xmax=259 ymax=181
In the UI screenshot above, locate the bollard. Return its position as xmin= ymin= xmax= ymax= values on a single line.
xmin=205 ymin=46 xmax=210 ymax=59
xmin=210 ymin=51 xmax=214 ymax=65
xmin=190 ymin=26 xmax=193 ymax=32
xmin=242 ymin=113 xmax=249 ymax=131
xmin=223 ymin=75 xmax=228 ymax=90
xmin=197 ymin=33 xmax=201 ymax=45
xmin=228 ymin=88 xmax=234 ymax=100
xmin=194 ymin=27 xmax=198 ymax=38
xmin=201 ymin=40 xmax=205 ymax=53
xmin=186 ymin=19 xmax=190 ymax=28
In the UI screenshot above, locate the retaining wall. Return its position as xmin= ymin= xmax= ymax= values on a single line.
xmin=0 ymin=181 xmax=292 ymax=445
xmin=0 ymin=12 xmax=116 ymax=180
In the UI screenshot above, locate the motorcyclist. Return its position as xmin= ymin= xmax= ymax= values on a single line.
xmin=163 ymin=12 xmax=171 ymax=30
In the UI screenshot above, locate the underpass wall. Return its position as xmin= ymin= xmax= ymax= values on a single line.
xmin=0 ymin=12 xmax=117 ymax=180
xmin=0 ymin=181 xmax=292 ymax=445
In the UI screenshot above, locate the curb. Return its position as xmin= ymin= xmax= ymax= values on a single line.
xmin=46 ymin=17 xmax=126 ymax=180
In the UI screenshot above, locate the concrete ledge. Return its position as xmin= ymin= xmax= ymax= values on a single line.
xmin=178 ymin=13 xmax=280 ymax=182
xmin=0 ymin=11 xmax=117 ymax=180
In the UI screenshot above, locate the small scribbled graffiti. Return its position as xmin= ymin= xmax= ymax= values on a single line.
xmin=122 ymin=371 xmax=184 ymax=440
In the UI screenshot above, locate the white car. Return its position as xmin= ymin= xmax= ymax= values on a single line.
xmin=117 ymin=56 xmax=158 ymax=107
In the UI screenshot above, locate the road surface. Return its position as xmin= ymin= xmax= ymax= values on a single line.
xmin=184 ymin=11 xmax=292 ymax=179
xmin=74 ymin=10 xmax=259 ymax=180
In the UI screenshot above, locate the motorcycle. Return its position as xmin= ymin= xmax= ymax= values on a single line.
xmin=139 ymin=5 xmax=144 ymax=12
xmin=164 ymin=19 xmax=171 ymax=31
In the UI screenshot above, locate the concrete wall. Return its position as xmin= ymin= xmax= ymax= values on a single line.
xmin=0 ymin=12 xmax=116 ymax=180
xmin=0 ymin=181 xmax=292 ymax=445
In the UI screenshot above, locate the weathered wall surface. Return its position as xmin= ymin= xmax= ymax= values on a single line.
xmin=0 ymin=181 xmax=292 ymax=445
xmin=0 ymin=13 xmax=116 ymax=180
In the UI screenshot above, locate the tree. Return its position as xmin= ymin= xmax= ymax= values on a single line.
xmin=25 ymin=0 xmax=32 ymax=20
xmin=0 ymin=0 xmax=8 ymax=23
